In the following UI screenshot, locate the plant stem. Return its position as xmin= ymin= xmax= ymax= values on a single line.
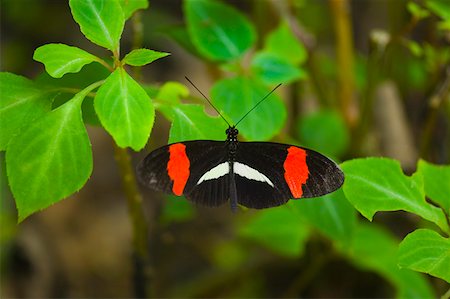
xmin=352 ymin=11 xmax=422 ymax=156
xmin=113 ymin=144 xmax=152 ymax=298
xmin=131 ymin=11 xmax=144 ymax=82
xmin=94 ymin=57 xmax=114 ymax=72
xmin=283 ymin=254 xmax=330 ymax=297
xmin=269 ymin=0 xmax=333 ymax=107
xmin=110 ymin=10 xmax=153 ymax=298
xmin=282 ymin=237 xmax=334 ymax=297
xmin=420 ymin=66 xmax=450 ymax=159
xmin=57 ymin=82 xmax=104 ymax=97
xmin=351 ymin=35 xmax=384 ymax=155
xmin=329 ymin=0 xmax=357 ymax=127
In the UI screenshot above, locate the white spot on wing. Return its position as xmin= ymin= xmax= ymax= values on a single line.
xmin=234 ymin=162 xmax=274 ymax=187
xmin=196 ymin=162 xmax=229 ymax=185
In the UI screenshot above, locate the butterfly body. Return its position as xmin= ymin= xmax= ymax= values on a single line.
xmin=137 ymin=126 xmax=344 ymax=210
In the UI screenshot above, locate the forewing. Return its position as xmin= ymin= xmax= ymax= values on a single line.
xmin=137 ymin=144 xmax=173 ymax=194
xmin=301 ymin=148 xmax=344 ymax=198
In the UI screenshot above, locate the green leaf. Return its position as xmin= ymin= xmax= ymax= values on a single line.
xmin=95 ymin=67 xmax=155 ymax=151
xmin=155 ymin=81 xmax=189 ymax=105
xmin=1 ymin=151 xmax=17 ymax=243
xmin=184 ymin=0 xmax=256 ymax=61
xmin=35 ymin=58 xmax=111 ymax=89
xmin=354 ymin=54 xmax=368 ymax=92
xmin=407 ymin=2 xmax=430 ymax=19
xmin=122 ymin=48 xmax=170 ymax=66
xmin=142 ymin=84 xmax=160 ymax=99
xmin=238 ymin=206 xmax=309 ymax=257
xmin=35 ymin=62 xmax=111 ymax=126
xmin=398 ymin=229 xmax=450 ymax=283
xmin=341 ymin=158 xmax=449 ymax=233
xmin=159 ymin=104 xmax=226 ymax=143
xmin=69 ymin=0 xmax=124 ymax=51
xmin=293 ymin=189 xmax=356 ymax=245
xmin=251 ymin=52 xmax=306 ymax=85
xmin=211 ymin=76 xmax=286 ymax=141
xmin=297 ymin=109 xmax=349 ymax=158
xmin=6 ymin=81 xmax=102 ymax=221
xmin=0 ymin=73 xmax=55 ymax=150
xmin=33 ymin=44 xmax=100 ymax=78
xmin=425 ymin=0 xmax=450 ymax=21
xmin=347 ymin=224 xmax=435 ymax=298
xmin=438 ymin=20 xmax=450 ymax=30
xmin=212 ymin=241 xmax=248 ymax=271
xmin=417 ymin=159 xmax=450 ymax=215
xmin=163 ymin=25 xmax=201 ymax=57
xmin=406 ymin=40 xmax=423 ymax=57
xmin=81 ymin=97 xmax=101 ymax=126
xmin=422 ymin=43 xmax=450 ymax=74
xmin=160 ymin=195 xmax=195 ymax=224
xmin=153 ymin=82 xmax=226 ymax=143
xmin=119 ymin=0 xmax=148 ymax=19
xmin=264 ymin=21 xmax=307 ymax=65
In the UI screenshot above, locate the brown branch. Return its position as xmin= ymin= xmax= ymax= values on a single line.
xmin=131 ymin=11 xmax=144 ymax=82
xmin=420 ymin=65 xmax=450 ymax=159
xmin=269 ymin=0 xmax=333 ymax=107
xmin=329 ymin=0 xmax=357 ymax=127
xmin=113 ymin=144 xmax=152 ymax=298
xmin=110 ymin=11 xmax=153 ymax=298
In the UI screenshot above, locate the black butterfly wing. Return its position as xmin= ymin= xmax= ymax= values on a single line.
xmin=234 ymin=142 xmax=344 ymax=209
xmin=136 ymin=140 xmax=230 ymax=207
xmin=137 ymin=140 xmax=344 ymax=210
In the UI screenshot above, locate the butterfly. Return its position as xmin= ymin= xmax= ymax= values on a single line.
xmin=137 ymin=79 xmax=344 ymax=211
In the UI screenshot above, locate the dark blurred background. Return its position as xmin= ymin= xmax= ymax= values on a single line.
xmin=1 ymin=0 xmax=449 ymax=298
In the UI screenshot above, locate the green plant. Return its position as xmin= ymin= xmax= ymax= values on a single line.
xmin=1 ymin=0 xmax=450 ymax=298
xmin=3 ymin=0 xmax=165 ymax=220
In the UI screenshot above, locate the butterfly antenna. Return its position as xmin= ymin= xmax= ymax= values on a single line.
xmin=235 ymin=83 xmax=282 ymax=127
xmin=185 ymin=76 xmax=231 ymax=127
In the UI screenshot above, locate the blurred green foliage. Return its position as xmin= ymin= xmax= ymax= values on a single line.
xmin=297 ymin=110 xmax=349 ymax=159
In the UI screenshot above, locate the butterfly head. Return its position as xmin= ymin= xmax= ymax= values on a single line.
xmin=226 ymin=126 xmax=239 ymax=142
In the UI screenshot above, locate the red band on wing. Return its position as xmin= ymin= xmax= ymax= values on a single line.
xmin=167 ymin=143 xmax=190 ymax=196
xmin=284 ymin=146 xmax=309 ymax=198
